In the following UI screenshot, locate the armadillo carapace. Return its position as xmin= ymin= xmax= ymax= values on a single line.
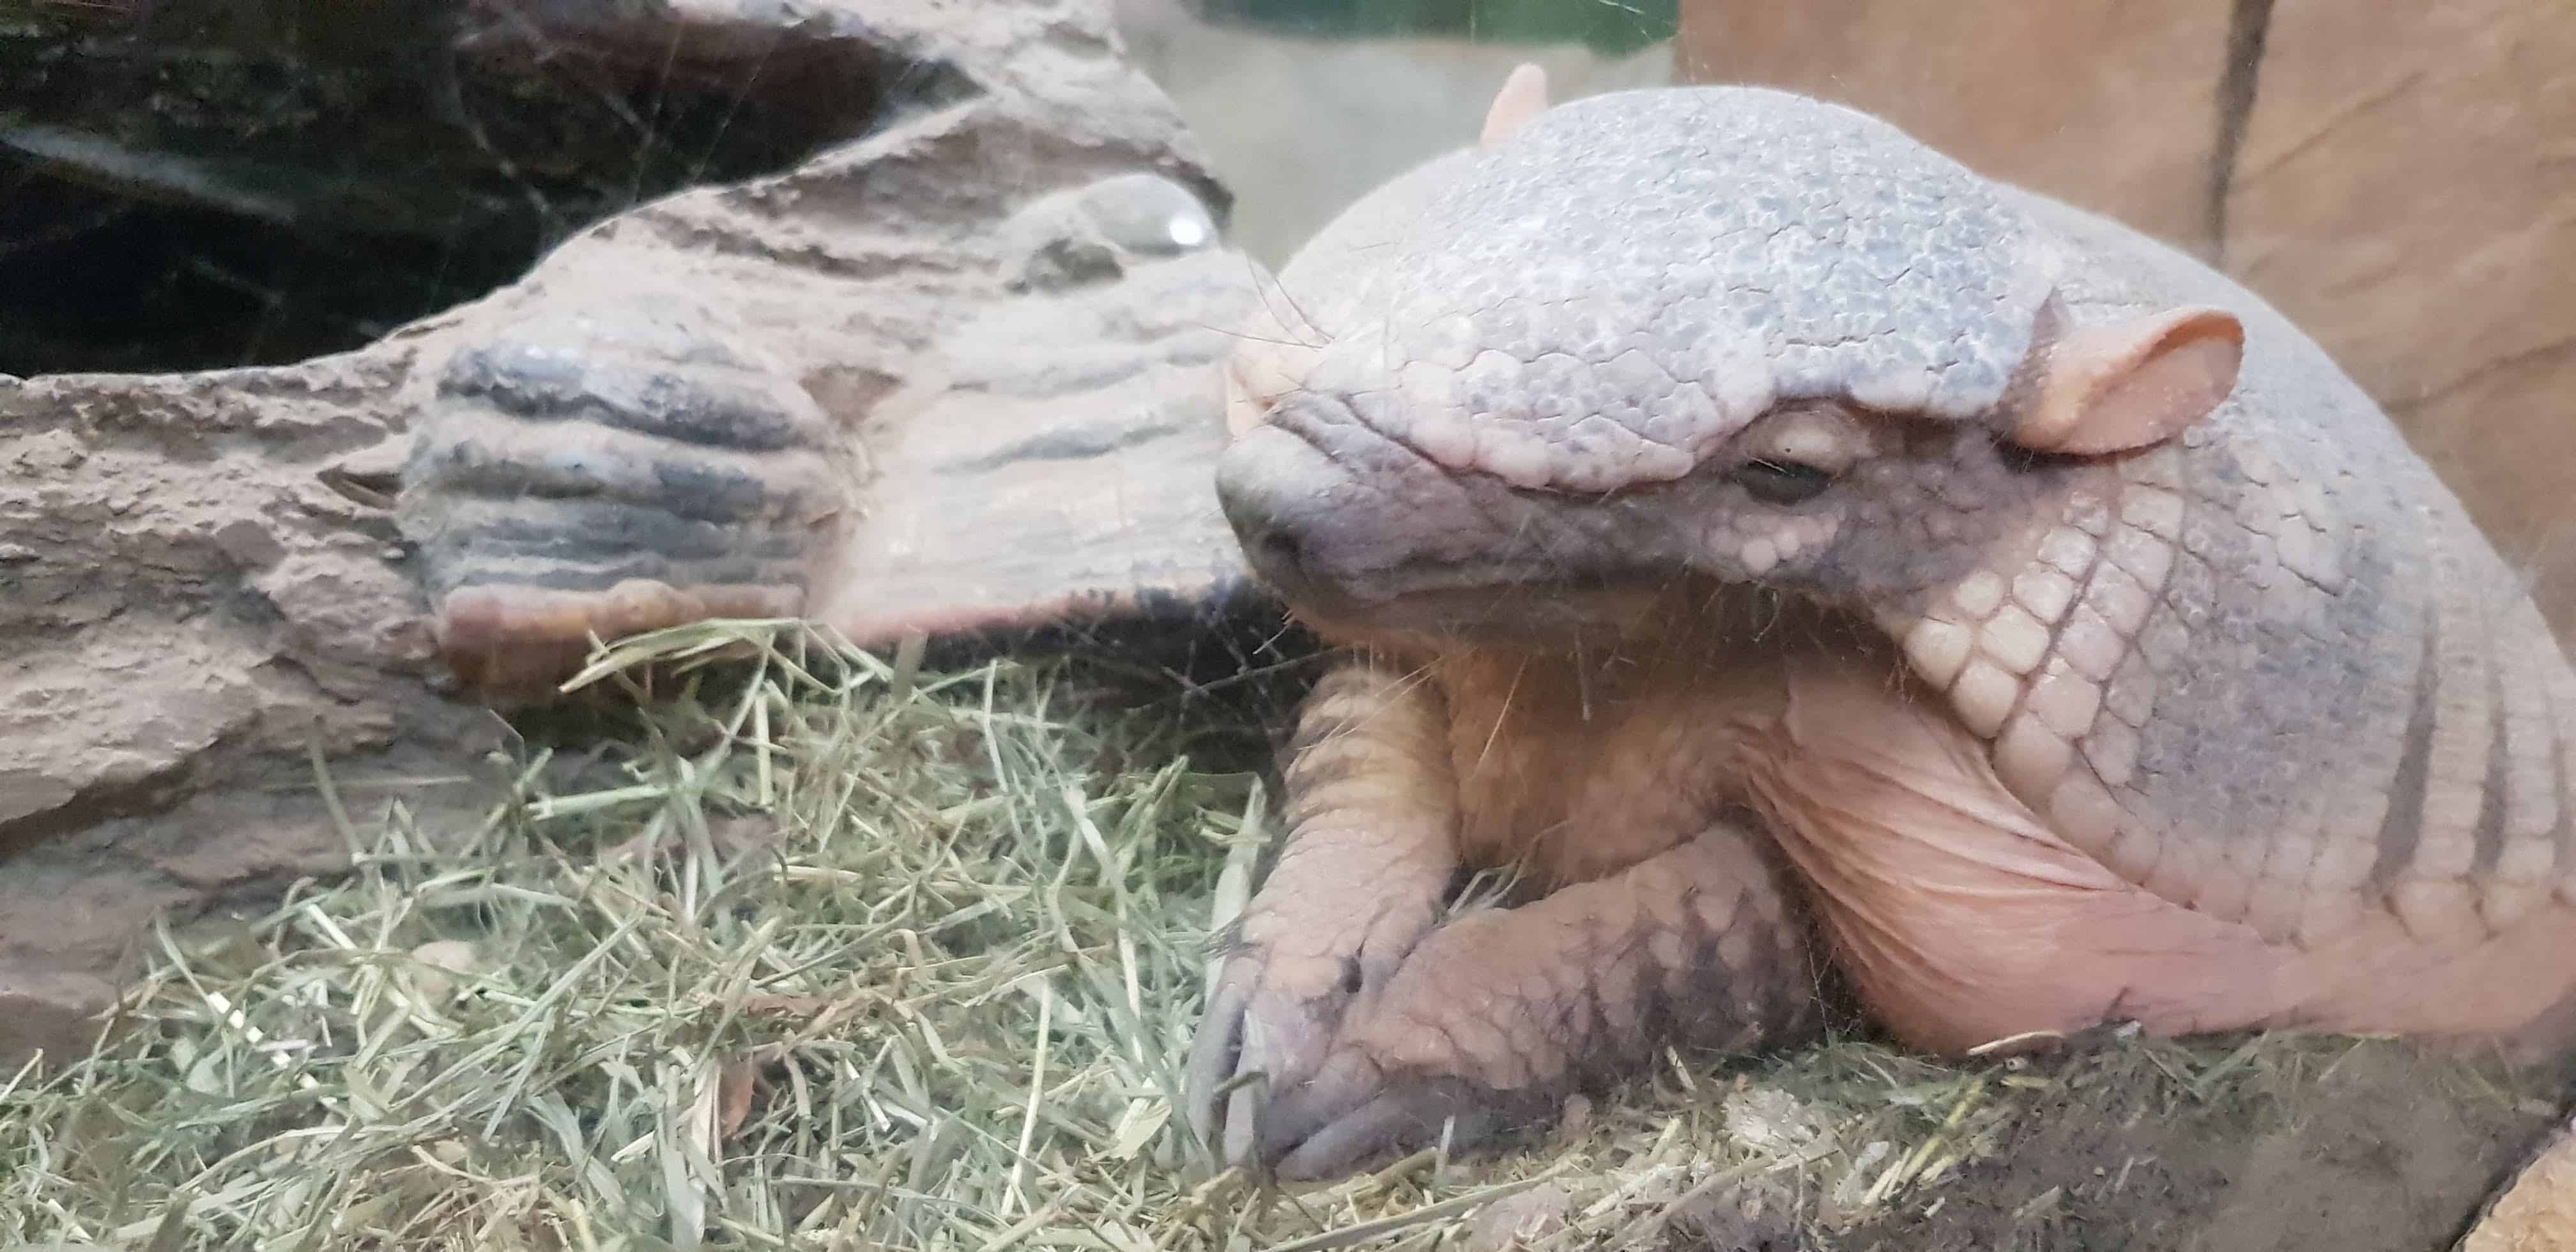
xmin=1184 ymin=70 xmax=2576 ymax=1182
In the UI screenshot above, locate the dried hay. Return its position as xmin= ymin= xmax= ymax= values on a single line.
xmin=0 ymin=621 xmax=2524 ymax=1251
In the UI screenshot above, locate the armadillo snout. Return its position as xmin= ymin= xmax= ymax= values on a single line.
xmin=1214 ymin=423 xmax=1335 ymax=597
xmin=1214 ymin=395 xmax=1600 ymax=626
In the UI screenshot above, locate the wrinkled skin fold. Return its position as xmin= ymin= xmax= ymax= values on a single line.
xmin=1186 ymin=78 xmax=2576 ymax=1182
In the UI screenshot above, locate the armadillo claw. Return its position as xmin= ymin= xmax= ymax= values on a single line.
xmin=1185 ymin=859 xmax=1452 ymax=1169
xmin=1184 ymin=945 xmax=1373 ymax=1170
xmin=1192 ymin=912 xmax=1568 ymax=1179
xmin=1255 ymin=1050 xmax=1537 ymax=1182
xmin=1217 ymin=915 xmax=1575 ymax=1179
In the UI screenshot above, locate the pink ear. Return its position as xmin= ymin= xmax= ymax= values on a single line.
xmin=2011 ymin=307 xmax=2245 ymax=455
xmin=1480 ymin=63 xmax=1551 ymax=145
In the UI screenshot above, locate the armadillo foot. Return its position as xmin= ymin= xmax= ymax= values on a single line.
xmin=1259 ymin=1055 xmax=1531 ymax=1182
xmin=1225 ymin=825 xmax=1820 ymax=1181
xmin=1185 ymin=885 xmax=1450 ymax=1171
xmin=397 ymin=303 xmax=843 ymax=700
xmin=1228 ymin=907 xmax=1607 ymax=1181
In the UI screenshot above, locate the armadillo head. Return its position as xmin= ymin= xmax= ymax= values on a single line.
xmin=1216 ymin=81 xmax=2241 ymax=651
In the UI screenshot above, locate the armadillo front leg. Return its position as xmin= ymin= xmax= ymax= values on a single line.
xmin=1185 ymin=657 xmax=1464 ymax=1169
xmin=1248 ymin=820 xmax=1820 ymax=1180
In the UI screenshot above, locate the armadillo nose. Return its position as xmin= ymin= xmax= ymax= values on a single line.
xmin=1214 ymin=424 xmax=1335 ymax=592
xmin=1240 ymin=519 xmax=1310 ymax=589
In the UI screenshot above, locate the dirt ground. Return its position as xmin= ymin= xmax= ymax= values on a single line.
xmin=1680 ymin=1037 xmax=2573 ymax=1252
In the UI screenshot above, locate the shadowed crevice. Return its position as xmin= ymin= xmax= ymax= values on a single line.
xmin=2366 ymin=599 xmax=2442 ymax=891
xmin=2205 ymin=0 xmax=2276 ymax=264
xmin=0 ymin=3 xmax=976 ymax=376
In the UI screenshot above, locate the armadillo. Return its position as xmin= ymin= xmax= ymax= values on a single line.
xmin=1182 ymin=67 xmax=2576 ymax=1187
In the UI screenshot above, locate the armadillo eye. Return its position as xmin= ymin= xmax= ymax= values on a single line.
xmin=1731 ymin=457 xmax=1834 ymax=505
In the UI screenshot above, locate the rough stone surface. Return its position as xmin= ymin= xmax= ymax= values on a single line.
xmin=399 ymin=1 xmax=1273 ymax=700
xmin=0 ymin=0 xmax=1264 ymax=1070
xmin=0 ymin=351 xmax=503 ymax=1069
